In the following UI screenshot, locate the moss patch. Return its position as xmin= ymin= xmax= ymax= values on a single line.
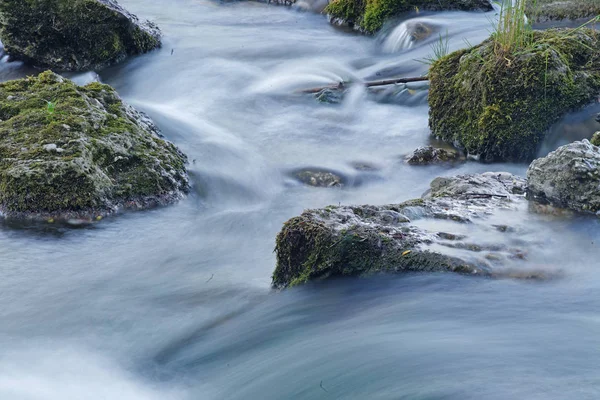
xmin=273 ymin=206 xmax=478 ymax=289
xmin=0 ymin=71 xmax=188 ymax=219
xmin=529 ymin=0 xmax=600 ymax=22
xmin=0 ymin=0 xmax=161 ymax=71
xmin=428 ymin=29 xmax=600 ymax=162
xmin=325 ymin=0 xmax=492 ymax=33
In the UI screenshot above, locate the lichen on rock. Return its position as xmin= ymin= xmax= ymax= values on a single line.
xmin=0 ymin=71 xmax=189 ymax=220
xmin=429 ymin=29 xmax=600 ymax=162
xmin=529 ymin=0 xmax=600 ymax=23
xmin=0 ymin=0 xmax=161 ymax=71
xmin=325 ymin=0 xmax=492 ymax=34
xmin=273 ymin=172 xmax=529 ymax=288
xmin=527 ymin=140 xmax=600 ymax=214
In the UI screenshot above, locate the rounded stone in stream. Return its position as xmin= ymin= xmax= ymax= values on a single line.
xmin=273 ymin=172 xmax=530 ymax=288
xmin=315 ymin=88 xmax=343 ymax=104
xmin=405 ymin=146 xmax=465 ymax=166
xmin=291 ymin=168 xmax=346 ymax=188
xmin=0 ymin=71 xmax=189 ymax=221
xmin=0 ymin=0 xmax=161 ymax=71
xmin=527 ymin=140 xmax=600 ymax=214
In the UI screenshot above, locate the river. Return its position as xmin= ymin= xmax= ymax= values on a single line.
xmin=2 ymin=1 xmax=600 ymax=399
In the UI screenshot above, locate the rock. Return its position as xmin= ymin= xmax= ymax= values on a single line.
xmin=315 ymin=88 xmax=343 ymax=104
xmin=349 ymin=161 xmax=381 ymax=172
xmin=429 ymin=29 xmax=600 ymax=162
xmin=292 ymin=168 xmax=345 ymax=188
xmin=325 ymin=0 xmax=492 ymax=34
xmin=527 ymin=140 xmax=600 ymax=214
xmin=592 ymin=132 xmax=600 ymax=147
xmin=382 ymin=20 xmax=440 ymax=53
xmin=530 ymin=0 xmax=600 ymax=23
xmin=0 ymin=0 xmax=161 ymax=71
xmin=0 ymin=71 xmax=189 ymax=220
xmin=273 ymin=172 xmax=529 ymax=288
xmin=405 ymin=146 xmax=465 ymax=165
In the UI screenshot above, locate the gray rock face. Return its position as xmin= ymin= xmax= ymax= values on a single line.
xmin=273 ymin=172 xmax=531 ymax=288
xmin=0 ymin=0 xmax=161 ymax=71
xmin=406 ymin=146 xmax=465 ymax=165
xmin=527 ymin=140 xmax=600 ymax=214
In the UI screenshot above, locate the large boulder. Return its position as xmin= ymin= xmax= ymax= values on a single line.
xmin=0 ymin=0 xmax=161 ymax=71
xmin=527 ymin=140 xmax=600 ymax=214
xmin=0 ymin=71 xmax=188 ymax=220
xmin=273 ymin=172 xmax=529 ymax=288
xmin=429 ymin=29 xmax=600 ymax=162
xmin=529 ymin=0 xmax=600 ymax=23
xmin=325 ymin=0 xmax=492 ymax=34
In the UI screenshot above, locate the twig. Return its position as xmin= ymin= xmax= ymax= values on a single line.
xmin=320 ymin=381 xmax=329 ymax=393
xmin=206 ymin=274 xmax=214 ymax=283
xmin=299 ymin=76 xmax=429 ymax=94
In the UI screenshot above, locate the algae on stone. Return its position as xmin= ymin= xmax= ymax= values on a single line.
xmin=325 ymin=0 xmax=492 ymax=33
xmin=529 ymin=0 xmax=600 ymax=23
xmin=0 ymin=71 xmax=188 ymax=220
xmin=0 ymin=0 xmax=161 ymax=71
xmin=273 ymin=172 xmax=528 ymax=288
xmin=429 ymin=29 xmax=600 ymax=162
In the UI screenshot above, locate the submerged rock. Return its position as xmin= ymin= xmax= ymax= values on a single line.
xmin=429 ymin=29 xmax=600 ymax=162
xmin=0 ymin=0 xmax=161 ymax=71
xmin=406 ymin=146 xmax=465 ymax=165
xmin=527 ymin=140 xmax=600 ymax=214
xmin=292 ymin=168 xmax=345 ymax=188
xmin=315 ymin=88 xmax=344 ymax=104
xmin=273 ymin=172 xmax=529 ymax=288
xmin=325 ymin=0 xmax=492 ymax=34
xmin=0 ymin=71 xmax=189 ymax=220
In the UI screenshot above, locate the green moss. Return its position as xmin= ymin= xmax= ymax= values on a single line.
xmin=0 ymin=0 xmax=161 ymax=71
xmin=325 ymin=0 xmax=492 ymax=33
xmin=0 ymin=71 xmax=188 ymax=218
xmin=528 ymin=0 xmax=600 ymax=22
xmin=592 ymin=132 xmax=600 ymax=147
xmin=429 ymin=29 xmax=600 ymax=162
xmin=272 ymin=211 xmax=476 ymax=288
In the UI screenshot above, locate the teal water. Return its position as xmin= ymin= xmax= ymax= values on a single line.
xmin=1 ymin=1 xmax=600 ymax=398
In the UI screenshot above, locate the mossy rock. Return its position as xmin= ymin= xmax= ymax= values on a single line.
xmin=325 ymin=0 xmax=492 ymax=34
xmin=0 ymin=0 xmax=161 ymax=71
xmin=273 ymin=172 xmax=532 ymax=288
xmin=0 ymin=71 xmax=189 ymax=220
xmin=529 ymin=0 xmax=600 ymax=23
xmin=429 ymin=29 xmax=600 ymax=162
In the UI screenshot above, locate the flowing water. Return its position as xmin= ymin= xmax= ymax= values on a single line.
xmin=2 ymin=1 xmax=600 ymax=399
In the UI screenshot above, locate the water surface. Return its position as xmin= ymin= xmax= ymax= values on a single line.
xmin=2 ymin=1 xmax=600 ymax=399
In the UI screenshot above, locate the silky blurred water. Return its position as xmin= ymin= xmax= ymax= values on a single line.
xmin=2 ymin=1 xmax=600 ymax=399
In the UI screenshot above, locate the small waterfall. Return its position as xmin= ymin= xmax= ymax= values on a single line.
xmin=382 ymin=18 xmax=441 ymax=53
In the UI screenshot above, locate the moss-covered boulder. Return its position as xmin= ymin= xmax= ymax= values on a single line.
xmin=273 ymin=172 xmax=532 ymax=288
xmin=429 ymin=29 xmax=600 ymax=162
xmin=0 ymin=71 xmax=188 ymax=220
xmin=325 ymin=0 xmax=492 ymax=34
xmin=529 ymin=0 xmax=600 ymax=23
xmin=0 ymin=0 xmax=161 ymax=71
